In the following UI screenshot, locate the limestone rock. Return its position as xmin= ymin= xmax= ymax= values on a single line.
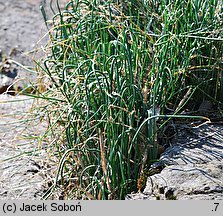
xmin=154 ymin=124 xmax=223 ymax=166
xmin=126 ymin=124 xmax=223 ymax=200
xmin=0 ymin=94 xmax=49 ymax=199
xmin=0 ymin=71 xmax=17 ymax=94
xmin=127 ymin=161 xmax=223 ymax=200
xmin=0 ymin=55 xmax=17 ymax=94
xmin=144 ymin=162 xmax=223 ymax=200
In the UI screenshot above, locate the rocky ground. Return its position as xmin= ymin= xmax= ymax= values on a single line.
xmin=0 ymin=94 xmax=49 ymax=199
xmin=0 ymin=0 xmax=46 ymax=92
xmin=127 ymin=123 xmax=223 ymax=200
xmin=0 ymin=0 xmax=64 ymax=199
xmin=0 ymin=0 xmax=67 ymax=93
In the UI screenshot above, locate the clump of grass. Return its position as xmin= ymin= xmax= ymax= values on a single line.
xmin=36 ymin=0 xmax=223 ymax=199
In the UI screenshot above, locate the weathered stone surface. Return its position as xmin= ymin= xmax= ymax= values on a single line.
xmin=0 ymin=0 xmax=68 ymax=92
xmin=0 ymin=73 xmax=14 ymax=94
xmin=127 ymin=161 xmax=223 ymax=200
xmin=0 ymin=0 xmax=66 ymax=200
xmin=155 ymin=124 xmax=223 ymax=166
xmin=0 ymin=94 xmax=50 ymax=199
xmin=126 ymin=124 xmax=223 ymax=200
xmin=145 ymin=162 xmax=223 ymax=200
xmin=0 ymin=0 xmax=47 ymax=90
xmin=0 ymin=60 xmax=18 ymax=94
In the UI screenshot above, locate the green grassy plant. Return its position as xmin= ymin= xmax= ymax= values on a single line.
xmin=36 ymin=0 xmax=223 ymax=199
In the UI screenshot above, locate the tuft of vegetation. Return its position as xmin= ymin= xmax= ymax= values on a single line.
xmin=35 ymin=0 xmax=223 ymax=199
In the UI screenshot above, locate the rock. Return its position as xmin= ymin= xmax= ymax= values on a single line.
xmin=0 ymin=94 xmax=50 ymax=199
xmin=154 ymin=124 xmax=223 ymax=166
xmin=142 ymin=162 xmax=223 ymax=200
xmin=0 ymin=53 xmax=17 ymax=94
xmin=126 ymin=124 xmax=223 ymax=200
xmin=0 ymin=75 xmax=15 ymax=94
xmin=0 ymin=74 xmax=12 ymax=93
xmin=0 ymin=68 xmax=17 ymax=94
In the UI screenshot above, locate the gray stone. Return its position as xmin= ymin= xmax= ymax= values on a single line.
xmin=0 ymin=94 xmax=50 ymax=200
xmin=127 ymin=161 xmax=223 ymax=200
xmin=0 ymin=51 xmax=18 ymax=94
xmin=0 ymin=67 xmax=17 ymax=94
xmin=127 ymin=124 xmax=223 ymax=200
xmin=143 ymin=162 xmax=223 ymax=200
xmin=0 ymin=73 xmax=14 ymax=93
xmin=154 ymin=124 xmax=223 ymax=166
xmin=0 ymin=0 xmax=64 ymax=200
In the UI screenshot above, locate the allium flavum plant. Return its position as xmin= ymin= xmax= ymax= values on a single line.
xmin=36 ymin=0 xmax=222 ymax=199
